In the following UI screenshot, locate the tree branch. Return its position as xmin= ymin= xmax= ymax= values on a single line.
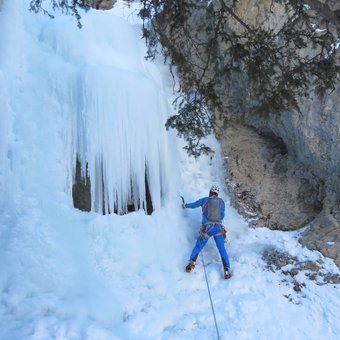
xmin=219 ymin=0 xmax=254 ymax=33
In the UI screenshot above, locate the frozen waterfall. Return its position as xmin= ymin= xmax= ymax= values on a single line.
xmin=1 ymin=3 xmax=340 ymax=340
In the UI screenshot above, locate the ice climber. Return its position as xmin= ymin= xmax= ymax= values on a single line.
xmin=182 ymin=185 xmax=231 ymax=279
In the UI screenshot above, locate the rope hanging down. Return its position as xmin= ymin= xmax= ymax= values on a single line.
xmin=179 ymin=193 xmax=221 ymax=339
xmin=200 ymin=239 xmax=221 ymax=340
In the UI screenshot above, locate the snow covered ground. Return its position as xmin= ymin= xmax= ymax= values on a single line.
xmin=0 ymin=1 xmax=339 ymax=339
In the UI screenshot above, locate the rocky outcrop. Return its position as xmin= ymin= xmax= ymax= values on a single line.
xmin=217 ymin=59 xmax=340 ymax=263
xmin=86 ymin=0 xmax=116 ymax=10
xmin=300 ymin=208 xmax=340 ymax=267
xmin=217 ymin=123 xmax=325 ymax=230
xmin=262 ymin=247 xmax=340 ymax=288
xmin=217 ymin=96 xmax=340 ymax=263
xmin=216 ymin=82 xmax=340 ymax=265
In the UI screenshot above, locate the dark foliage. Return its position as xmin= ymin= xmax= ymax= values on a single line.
xmin=140 ymin=0 xmax=340 ymax=156
xmin=29 ymin=0 xmax=90 ymax=27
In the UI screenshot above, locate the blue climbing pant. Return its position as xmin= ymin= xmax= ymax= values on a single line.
xmin=190 ymin=223 xmax=230 ymax=269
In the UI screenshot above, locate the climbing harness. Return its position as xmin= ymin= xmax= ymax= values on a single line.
xmin=201 ymin=222 xmax=227 ymax=240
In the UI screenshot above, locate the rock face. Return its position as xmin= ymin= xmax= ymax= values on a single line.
xmin=155 ymin=0 xmax=340 ymax=266
xmin=72 ymin=159 xmax=91 ymax=212
xmin=86 ymin=0 xmax=116 ymax=10
xmin=300 ymin=208 xmax=340 ymax=267
xmin=217 ymin=64 xmax=340 ymax=265
xmin=218 ymin=123 xmax=325 ymax=230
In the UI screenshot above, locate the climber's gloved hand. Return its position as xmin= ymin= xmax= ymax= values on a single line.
xmin=182 ymin=202 xmax=186 ymax=209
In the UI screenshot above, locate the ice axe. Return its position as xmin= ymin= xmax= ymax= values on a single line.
xmin=179 ymin=194 xmax=186 ymax=208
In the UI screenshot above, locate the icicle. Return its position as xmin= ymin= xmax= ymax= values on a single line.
xmin=76 ymin=64 xmax=166 ymax=214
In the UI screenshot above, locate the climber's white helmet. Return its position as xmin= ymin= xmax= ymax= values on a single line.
xmin=210 ymin=185 xmax=220 ymax=195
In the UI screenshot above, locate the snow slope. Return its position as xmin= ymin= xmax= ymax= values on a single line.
xmin=0 ymin=1 xmax=339 ymax=339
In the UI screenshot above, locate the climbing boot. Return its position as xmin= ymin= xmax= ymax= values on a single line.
xmin=185 ymin=260 xmax=195 ymax=273
xmin=225 ymin=268 xmax=231 ymax=280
